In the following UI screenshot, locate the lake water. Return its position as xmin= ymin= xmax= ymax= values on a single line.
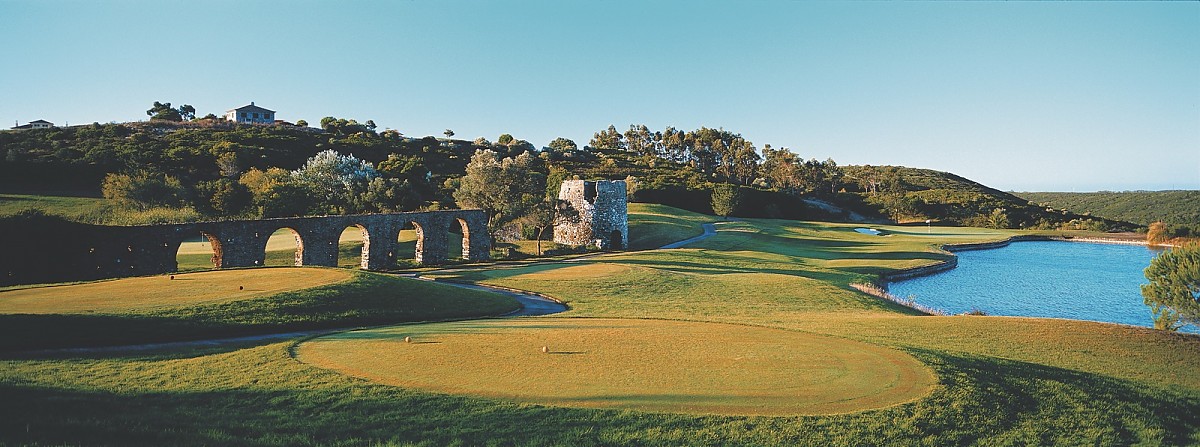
xmin=886 ymin=241 xmax=1180 ymax=331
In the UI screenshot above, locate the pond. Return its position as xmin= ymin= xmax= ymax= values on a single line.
xmin=886 ymin=240 xmax=1185 ymax=331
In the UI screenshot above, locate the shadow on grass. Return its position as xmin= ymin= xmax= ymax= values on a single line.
xmin=1 ymin=348 xmax=1196 ymax=446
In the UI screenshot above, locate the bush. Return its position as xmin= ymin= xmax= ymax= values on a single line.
xmin=101 ymin=171 xmax=188 ymax=210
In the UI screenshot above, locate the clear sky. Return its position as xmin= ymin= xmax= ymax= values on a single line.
xmin=2 ymin=1 xmax=1197 ymax=191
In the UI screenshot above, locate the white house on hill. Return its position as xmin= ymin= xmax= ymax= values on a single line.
xmin=224 ymin=102 xmax=275 ymax=124
xmin=11 ymin=119 xmax=54 ymax=130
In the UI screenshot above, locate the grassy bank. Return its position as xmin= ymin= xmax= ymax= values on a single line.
xmin=0 ymin=268 xmax=519 ymax=352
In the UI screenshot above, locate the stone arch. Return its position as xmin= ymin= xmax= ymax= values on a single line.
xmin=174 ymin=231 xmax=224 ymax=270
xmin=202 ymin=232 xmax=224 ymax=268
xmin=395 ymin=220 xmax=426 ymax=265
xmin=337 ymin=223 xmax=370 ymax=269
xmin=455 ymin=218 xmax=471 ymax=260
xmin=264 ymin=227 xmax=305 ymax=266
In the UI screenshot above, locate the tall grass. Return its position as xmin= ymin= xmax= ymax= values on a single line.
xmin=850 ymin=282 xmax=948 ymax=316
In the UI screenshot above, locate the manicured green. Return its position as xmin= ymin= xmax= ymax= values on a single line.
xmin=0 ymin=268 xmax=352 ymax=314
xmin=625 ymin=202 xmax=712 ymax=250
xmin=0 ymin=269 xmax=519 ymax=352
xmin=1 ymin=207 xmax=1197 ymax=445
xmin=299 ymin=318 xmax=936 ymax=416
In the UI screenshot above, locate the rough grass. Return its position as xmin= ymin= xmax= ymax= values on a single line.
xmin=1 ymin=208 xmax=1198 ymax=445
xmin=298 ymin=318 xmax=936 ymax=416
xmin=0 ymin=193 xmax=107 ymax=221
xmin=0 ymin=269 xmax=519 ymax=352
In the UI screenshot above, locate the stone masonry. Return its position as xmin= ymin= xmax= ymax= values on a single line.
xmin=0 ymin=210 xmax=489 ymax=286
xmin=554 ymin=180 xmax=628 ymax=249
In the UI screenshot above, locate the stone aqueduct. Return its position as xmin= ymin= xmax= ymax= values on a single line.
xmin=88 ymin=210 xmax=490 ymax=278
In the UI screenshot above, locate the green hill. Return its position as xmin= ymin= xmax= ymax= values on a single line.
xmin=1016 ymin=191 xmax=1200 ymax=235
xmin=0 ymin=121 xmax=1134 ymax=231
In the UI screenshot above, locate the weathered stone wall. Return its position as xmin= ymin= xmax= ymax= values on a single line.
xmin=0 ymin=210 xmax=489 ymax=286
xmin=554 ymin=180 xmax=628 ymax=249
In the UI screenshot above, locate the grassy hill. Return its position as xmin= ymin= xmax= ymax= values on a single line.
xmin=1 ymin=122 xmax=1134 ymax=231
xmin=1017 ymin=190 xmax=1200 ymax=235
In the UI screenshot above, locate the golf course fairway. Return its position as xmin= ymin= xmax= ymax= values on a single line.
xmin=0 ymin=268 xmax=353 ymax=314
xmin=297 ymin=318 xmax=937 ymax=416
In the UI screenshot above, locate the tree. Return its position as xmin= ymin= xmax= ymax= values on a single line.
xmin=239 ymin=168 xmax=309 ymax=217
xmin=452 ymin=149 xmax=547 ymax=244
xmin=290 ymin=149 xmax=380 ymax=214
xmin=444 ymin=129 xmax=455 ymax=138
xmin=295 ymin=119 xmax=309 ymax=127
xmin=1142 ymin=245 xmax=1200 ymax=331
xmin=1148 ymin=221 xmax=1170 ymax=246
xmin=178 ymin=104 xmax=196 ymax=121
xmin=196 ymin=178 xmax=251 ymax=215
xmin=521 ymin=198 xmax=578 ymax=256
xmin=589 ymin=125 xmax=625 ymax=151
xmin=547 ymin=137 xmax=577 ymax=153
xmin=497 ymin=133 xmax=514 ymax=146
xmin=624 ymin=175 xmax=639 ymax=202
xmin=711 ymin=183 xmax=741 ymax=219
xmin=101 ymin=171 xmax=187 ymax=209
xmin=987 ymin=208 xmax=1011 ymax=229
xmin=146 ymin=101 xmax=182 ymax=122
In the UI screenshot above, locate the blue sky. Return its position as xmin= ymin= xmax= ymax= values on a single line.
xmin=2 ymin=1 xmax=1197 ymax=191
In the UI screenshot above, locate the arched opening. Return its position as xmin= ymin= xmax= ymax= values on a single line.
xmin=175 ymin=232 xmax=222 ymax=271
xmin=608 ymin=230 xmax=624 ymax=250
xmin=337 ymin=224 xmax=369 ymax=269
xmin=455 ymin=218 xmax=471 ymax=260
xmin=395 ymin=221 xmax=425 ymax=267
xmin=263 ymin=227 xmax=304 ymax=266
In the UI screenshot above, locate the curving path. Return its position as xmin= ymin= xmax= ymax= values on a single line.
xmin=659 ymin=223 xmax=717 ymax=249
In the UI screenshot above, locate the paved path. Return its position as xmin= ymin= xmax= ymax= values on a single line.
xmin=659 ymin=223 xmax=718 ymax=249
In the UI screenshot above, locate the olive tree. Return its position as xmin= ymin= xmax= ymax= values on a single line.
xmin=290 ymin=149 xmax=380 ymax=214
xmin=451 ymin=149 xmax=547 ymax=244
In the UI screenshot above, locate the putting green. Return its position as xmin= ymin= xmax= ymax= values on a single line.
xmin=0 ymin=268 xmax=352 ymax=314
xmin=297 ymin=318 xmax=936 ymax=416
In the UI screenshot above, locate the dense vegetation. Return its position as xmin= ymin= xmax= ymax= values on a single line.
xmin=1018 ymin=190 xmax=1200 ymax=236
xmin=0 ymin=118 xmax=1135 ymax=233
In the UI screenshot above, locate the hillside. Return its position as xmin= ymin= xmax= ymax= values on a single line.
xmin=1017 ymin=191 xmax=1200 ymax=235
xmin=0 ymin=121 xmax=1134 ymax=231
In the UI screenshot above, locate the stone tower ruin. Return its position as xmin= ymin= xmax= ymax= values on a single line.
xmin=554 ymin=179 xmax=628 ymax=249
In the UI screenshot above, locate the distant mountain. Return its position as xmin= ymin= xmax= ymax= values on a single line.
xmin=1016 ymin=191 xmax=1200 ymax=234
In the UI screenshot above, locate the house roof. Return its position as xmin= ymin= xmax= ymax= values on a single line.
xmin=10 ymin=120 xmax=53 ymax=129
xmin=226 ymin=102 xmax=275 ymax=114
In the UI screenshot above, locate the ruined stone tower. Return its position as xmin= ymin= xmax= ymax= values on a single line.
xmin=554 ymin=180 xmax=628 ymax=249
